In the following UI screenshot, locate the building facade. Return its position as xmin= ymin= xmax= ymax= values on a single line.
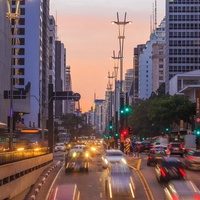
xmin=165 ymin=0 xmax=200 ymax=92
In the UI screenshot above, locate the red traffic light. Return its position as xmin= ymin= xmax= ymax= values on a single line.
xmin=122 ymin=129 xmax=128 ymax=136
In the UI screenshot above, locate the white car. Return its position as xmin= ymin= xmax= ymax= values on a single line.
xmin=101 ymin=149 xmax=125 ymax=169
xmin=54 ymin=143 xmax=66 ymax=152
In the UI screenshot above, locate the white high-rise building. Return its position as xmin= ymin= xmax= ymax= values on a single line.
xmin=18 ymin=1 xmax=50 ymax=128
xmin=165 ymin=0 xmax=200 ymax=92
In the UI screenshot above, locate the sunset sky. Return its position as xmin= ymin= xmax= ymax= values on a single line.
xmin=50 ymin=0 xmax=165 ymax=112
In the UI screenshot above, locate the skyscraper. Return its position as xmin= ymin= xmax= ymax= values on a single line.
xmin=165 ymin=0 xmax=200 ymax=92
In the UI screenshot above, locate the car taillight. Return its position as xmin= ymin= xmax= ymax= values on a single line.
xmin=160 ymin=168 xmax=166 ymax=177
xmin=193 ymin=194 xmax=200 ymax=200
xmin=171 ymin=194 xmax=180 ymax=200
xmin=179 ymin=168 xmax=186 ymax=177
xmin=149 ymin=155 xmax=153 ymax=159
xmin=187 ymin=155 xmax=195 ymax=160
xmin=169 ymin=144 xmax=172 ymax=148
xmin=180 ymin=144 xmax=183 ymax=148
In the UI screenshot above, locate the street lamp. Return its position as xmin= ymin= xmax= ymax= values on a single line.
xmin=6 ymin=0 xmax=22 ymax=151
xmin=112 ymin=12 xmax=131 ymax=152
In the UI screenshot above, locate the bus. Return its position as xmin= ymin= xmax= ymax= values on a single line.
xmin=13 ymin=128 xmax=49 ymax=150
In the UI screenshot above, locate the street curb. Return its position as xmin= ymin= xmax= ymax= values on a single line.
xmin=29 ymin=161 xmax=61 ymax=200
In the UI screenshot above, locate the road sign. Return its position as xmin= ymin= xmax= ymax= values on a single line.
xmin=73 ymin=93 xmax=81 ymax=101
xmin=125 ymin=138 xmax=131 ymax=143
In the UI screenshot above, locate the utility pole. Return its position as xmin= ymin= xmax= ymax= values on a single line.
xmin=112 ymin=12 xmax=131 ymax=152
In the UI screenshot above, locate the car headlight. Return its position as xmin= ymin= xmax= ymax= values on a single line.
xmin=105 ymin=159 xmax=108 ymax=164
xmin=91 ymin=147 xmax=96 ymax=151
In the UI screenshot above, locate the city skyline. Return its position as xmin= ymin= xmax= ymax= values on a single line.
xmin=50 ymin=0 xmax=165 ymax=112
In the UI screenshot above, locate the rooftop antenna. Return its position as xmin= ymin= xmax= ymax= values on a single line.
xmin=152 ymin=2 xmax=155 ymax=31
xmin=150 ymin=15 xmax=152 ymax=34
xmin=155 ymin=0 xmax=157 ymax=29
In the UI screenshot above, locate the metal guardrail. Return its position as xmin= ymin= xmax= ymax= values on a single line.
xmin=0 ymin=147 xmax=50 ymax=165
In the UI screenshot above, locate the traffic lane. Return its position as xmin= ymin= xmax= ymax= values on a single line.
xmin=49 ymin=155 xmax=107 ymax=200
xmin=47 ymin=152 xmax=148 ymax=200
xmin=140 ymin=153 xmax=200 ymax=200
xmin=138 ymin=153 xmax=166 ymax=200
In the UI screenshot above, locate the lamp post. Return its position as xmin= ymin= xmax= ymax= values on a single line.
xmin=107 ymin=71 xmax=115 ymax=148
xmin=6 ymin=0 xmax=21 ymax=151
xmin=111 ymin=50 xmax=120 ymax=148
xmin=112 ymin=12 xmax=131 ymax=152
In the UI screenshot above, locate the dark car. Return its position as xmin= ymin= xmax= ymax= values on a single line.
xmin=147 ymin=148 xmax=167 ymax=166
xmin=168 ymin=142 xmax=184 ymax=157
xmin=184 ymin=150 xmax=200 ymax=170
xmin=140 ymin=141 xmax=151 ymax=152
xmin=164 ymin=180 xmax=200 ymax=200
xmin=65 ymin=148 xmax=89 ymax=173
xmin=155 ymin=156 xmax=186 ymax=183
xmin=105 ymin=160 xmax=136 ymax=199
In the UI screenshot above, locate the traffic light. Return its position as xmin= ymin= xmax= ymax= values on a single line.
xmin=128 ymin=126 xmax=133 ymax=134
xmin=195 ymin=127 xmax=200 ymax=136
xmin=165 ymin=127 xmax=169 ymax=133
xmin=115 ymin=133 xmax=119 ymax=137
xmin=109 ymin=121 xmax=113 ymax=130
xmin=121 ymin=129 xmax=128 ymax=136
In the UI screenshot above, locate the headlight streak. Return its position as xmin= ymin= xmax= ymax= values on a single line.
xmin=109 ymin=182 xmax=112 ymax=198
xmin=129 ymin=183 xmax=135 ymax=198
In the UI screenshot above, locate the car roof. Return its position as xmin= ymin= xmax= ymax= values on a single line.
xmin=169 ymin=180 xmax=200 ymax=193
xmin=105 ymin=149 xmax=123 ymax=153
xmin=163 ymin=156 xmax=180 ymax=162
xmin=69 ymin=148 xmax=84 ymax=152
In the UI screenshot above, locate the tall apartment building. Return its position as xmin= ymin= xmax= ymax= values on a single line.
xmin=65 ymin=65 xmax=75 ymax=114
xmin=0 ymin=1 xmax=50 ymax=129
xmin=133 ymin=44 xmax=145 ymax=102
xmin=55 ymin=40 xmax=66 ymax=118
xmin=124 ymin=69 xmax=134 ymax=104
xmin=94 ymin=99 xmax=106 ymax=135
xmin=152 ymin=18 xmax=166 ymax=93
xmin=165 ymin=0 xmax=200 ymax=92
xmin=49 ymin=15 xmax=56 ymax=117
xmin=0 ymin=1 xmax=10 ymax=124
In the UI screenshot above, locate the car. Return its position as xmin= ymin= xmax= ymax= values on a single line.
xmin=168 ymin=142 xmax=184 ymax=157
xmin=147 ymin=148 xmax=167 ymax=166
xmin=154 ymin=145 xmax=170 ymax=155
xmin=134 ymin=141 xmax=143 ymax=152
xmin=105 ymin=160 xmax=136 ymax=199
xmin=140 ymin=141 xmax=151 ymax=152
xmin=155 ymin=156 xmax=186 ymax=183
xmin=184 ymin=150 xmax=200 ymax=170
xmin=48 ymin=184 xmax=80 ymax=200
xmin=164 ymin=180 xmax=200 ymax=200
xmin=65 ymin=148 xmax=89 ymax=173
xmin=54 ymin=143 xmax=66 ymax=152
xmin=101 ymin=149 xmax=125 ymax=169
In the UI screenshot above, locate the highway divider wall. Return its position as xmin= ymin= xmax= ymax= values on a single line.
xmin=0 ymin=153 xmax=53 ymax=200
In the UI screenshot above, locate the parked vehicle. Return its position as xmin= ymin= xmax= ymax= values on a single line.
xmin=184 ymin=150 xmax=200 ymax=170
xmin=164 ymin=180 xmax=200 ymax=200
xmin=168 ymin=142 xmax=184 ymax=157
xmin=155 ymin=156 xmax=186 ymax=183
